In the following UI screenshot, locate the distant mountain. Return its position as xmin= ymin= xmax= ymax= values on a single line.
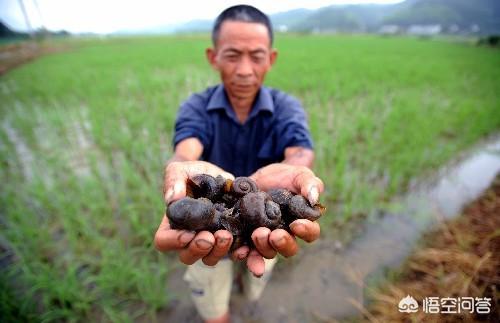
xmin=383 ymin=0 xmax=500 ymax=33
xmin=0 ymin=21 xmax=70 ymax=39
xmin=271 ymin=8 xmax=313 ymax=29
xmin=0 ymin=21 xmax=28 ymax=38
xmin=114 ymin=0 xmax=500 ymax=36
xmin=288 ymin=0 xmax=499 ymax=34
xmin=291 ymin=4 xmax=400 ymax=32
xmin=173 ymin=19 xmax=212 ymax=33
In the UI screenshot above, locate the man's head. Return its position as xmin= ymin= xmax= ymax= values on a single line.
xmin=212 ymin=5 xmax=273 ymax=47
xmin=206 ymin=5 xmax=277 ymax=103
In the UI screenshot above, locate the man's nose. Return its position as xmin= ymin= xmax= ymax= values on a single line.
xmin=236 ymin=56 xmax=253 ymax=77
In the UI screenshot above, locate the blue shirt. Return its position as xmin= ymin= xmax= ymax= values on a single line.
xmin=173 ymin=84 xmax=313 ymax=177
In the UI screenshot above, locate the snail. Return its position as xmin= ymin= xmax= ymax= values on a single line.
xmin=166 ymin=174 xmax=326 ymax=249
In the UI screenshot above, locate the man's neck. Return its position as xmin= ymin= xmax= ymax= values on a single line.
xmin=228 ymin=95 xmax=255 ymax=124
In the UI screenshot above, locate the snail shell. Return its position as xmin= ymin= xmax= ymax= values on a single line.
xmin=167 ymin=197 xmax=217 ymax=231
xmin=231 ymin=177 xmax=258 ymax=197
xmin=238 ymin=192 xmax=282 ymax=230
xmin=186 ymin=174 xmax=221 ymax=200
xmin=288 ymin=195 xmax=326 ymax=221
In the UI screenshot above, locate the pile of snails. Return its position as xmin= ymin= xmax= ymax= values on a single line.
xmin=166 ymin=174 xmax=325 ymax=250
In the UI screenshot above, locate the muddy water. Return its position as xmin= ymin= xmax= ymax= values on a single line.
xmin=159 ymin=136 xmax=500 ymax=323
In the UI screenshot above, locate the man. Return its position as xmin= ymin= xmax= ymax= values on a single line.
xmin=154 ymin=5 xmax=324 ymax=323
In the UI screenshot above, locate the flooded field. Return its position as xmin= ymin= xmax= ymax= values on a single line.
xmin=1 ymin=35 xmax=499 ymax=321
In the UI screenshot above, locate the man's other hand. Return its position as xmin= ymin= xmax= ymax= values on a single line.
xmin=233 ymin=163 xmax=324 ymax=276
xmin=249 ymin=163 xmax=324 ymax=205
xmin=230 ymin=220 xmax=320 ymax=277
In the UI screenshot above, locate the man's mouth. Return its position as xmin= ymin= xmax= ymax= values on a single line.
xmin=234 ymin=83 xmax=253 ymax=89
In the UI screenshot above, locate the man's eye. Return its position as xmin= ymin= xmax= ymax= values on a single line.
xmin=224 ymin=55 xmax=239 ymax=61
xmin=252 ymin=55 xmax=265 ymax=63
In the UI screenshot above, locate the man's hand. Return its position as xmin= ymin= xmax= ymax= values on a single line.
xmin=230 ymin=163 xmax=324 ymax=276
xmin=250 ymin=163 xmax=324 ymax=205
xmin=155 ymin=160 xmax=235 ymax=266
xmin=155 ymin=215 xmax=235 ymax=266
xmin=163 ymin=160 xmax=234 ymax=204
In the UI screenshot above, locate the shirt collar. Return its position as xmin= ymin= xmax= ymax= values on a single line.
xmin=207 ymin=84 xmax=274 ymax=120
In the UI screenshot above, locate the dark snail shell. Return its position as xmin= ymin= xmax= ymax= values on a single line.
xmin=268 ymin=188 xmax=294 ymax=207
xmin=237 ymin=192 xmax=282 ymax=230
xmin=268 ymin=188 xmax=295 ymax=225
xmin=186 ymin=174 xmax=221 ymax=200
xmin=167 ymin=197 xmax=217 ymax=231
xmin=231 ymin=177 xmax=258 ymax=196
xmin=288 ymin=195 xmax=326 ymax=221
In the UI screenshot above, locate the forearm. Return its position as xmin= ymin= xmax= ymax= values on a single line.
xmin=166 ymin=137 xmax=203 ymax=165
xmin=282 ymin=146 xmax=314 ymax=168
xmin=166 ymin=153 xmax=193 ymax=164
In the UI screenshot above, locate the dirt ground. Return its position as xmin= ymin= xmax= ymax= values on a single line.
xmin=0 ymin=41 xmax=63 ymax=75
xmin=362 ymin=174 xmax=500 ymax=322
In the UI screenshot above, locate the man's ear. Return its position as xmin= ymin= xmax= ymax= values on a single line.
xmin=269 ymin=49 xmax=278 ymax=67
xmin=206 ymin=48 xmax=218 ymax=70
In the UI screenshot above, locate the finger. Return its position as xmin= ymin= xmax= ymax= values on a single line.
xmin=164 ymin=163 xmax=188 ymax=204
xmin=269 ymin=229 xmax=299 ymax=258
xmin=178 ymin=231 xmax=215 ymax=265
xmin=231 ymin=245 xmax=250 ymax=261
xmin=202 ymin=230 xmax=233 ymax=266
xmin=299 ymin=177 xmax=324 ymax=205
xmin=289 ymin=219 xmax=321 ymax=243
xmin=251 ymin=227 xmax=277 ymax=259
xmin=154 ymin=215 xmax=195 ymax=251
xmin=246 ymin=249 xmax=265 ymax=277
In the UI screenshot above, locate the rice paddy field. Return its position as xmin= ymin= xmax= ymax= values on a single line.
xmin=1 ymin=34 xmax=499 ymax=321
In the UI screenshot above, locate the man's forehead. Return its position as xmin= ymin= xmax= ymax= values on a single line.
xmin=216 ymin=20 xmax=271 ymax=48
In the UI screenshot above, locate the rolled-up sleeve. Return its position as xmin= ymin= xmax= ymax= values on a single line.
xmin=173 ymin=99 xmax=210 ymax=149
xmin=275 ymin=96 xmax=314 ymax=153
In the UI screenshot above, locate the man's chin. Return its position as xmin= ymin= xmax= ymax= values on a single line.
xmin=231 ymin=88 xmax=258 ymax=100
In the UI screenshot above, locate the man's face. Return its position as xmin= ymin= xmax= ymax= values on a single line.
xmin=206 ymin=20 xmax=277 ymax=101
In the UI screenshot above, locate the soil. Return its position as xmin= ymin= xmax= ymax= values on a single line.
xmin=362 ymin=173 xmax=500 ymax=323
xmin=0 ymin=41 xmax=64 ymax=75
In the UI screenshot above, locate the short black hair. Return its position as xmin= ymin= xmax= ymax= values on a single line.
xmin=212 ymin=5 xmax=274 ymax=46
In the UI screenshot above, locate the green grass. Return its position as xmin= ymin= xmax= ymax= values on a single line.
xmin=1 ymin=34 xmax=499 ymax=321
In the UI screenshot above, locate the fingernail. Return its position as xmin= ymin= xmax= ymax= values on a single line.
xmin=195 ymin=239 xmax=213 ymax=250
xmin=173 ymin=182 xmax=184 ymax=197
xmin=257 ymin=235 xmax=268 ymax=246
xmin=165 ymin=189 xmax=174 ymax=203
xmin=272 ymin=237 xmax=286 ymax=248
xmin=178 ymin=231 xmax=195 ymax=246
xmin=290 ymin=222 xmax=305 ymax=233
xmin=217 ymin=237 xmax=229 ymax=247
xmin=308 ymin=186 xmax=319 ymax=205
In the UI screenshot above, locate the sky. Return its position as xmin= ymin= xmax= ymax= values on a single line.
xmin=1 ymin=0 xmax=404 ymax=34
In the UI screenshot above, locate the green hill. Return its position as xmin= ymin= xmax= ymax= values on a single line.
xmin=286 ymin=0 xmax=500 ymax=34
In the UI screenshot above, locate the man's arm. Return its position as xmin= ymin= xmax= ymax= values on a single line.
xmin=156 ymin=137 xmax=236 ymax=267
xmin=283 ymin=146 xmax=314 ymax=168
xmin=168 ymin=137 xmax=203 ymax=162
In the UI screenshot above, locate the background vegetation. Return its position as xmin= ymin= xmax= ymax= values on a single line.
xmin=1 ymin=34 xmax=499 ymax=321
